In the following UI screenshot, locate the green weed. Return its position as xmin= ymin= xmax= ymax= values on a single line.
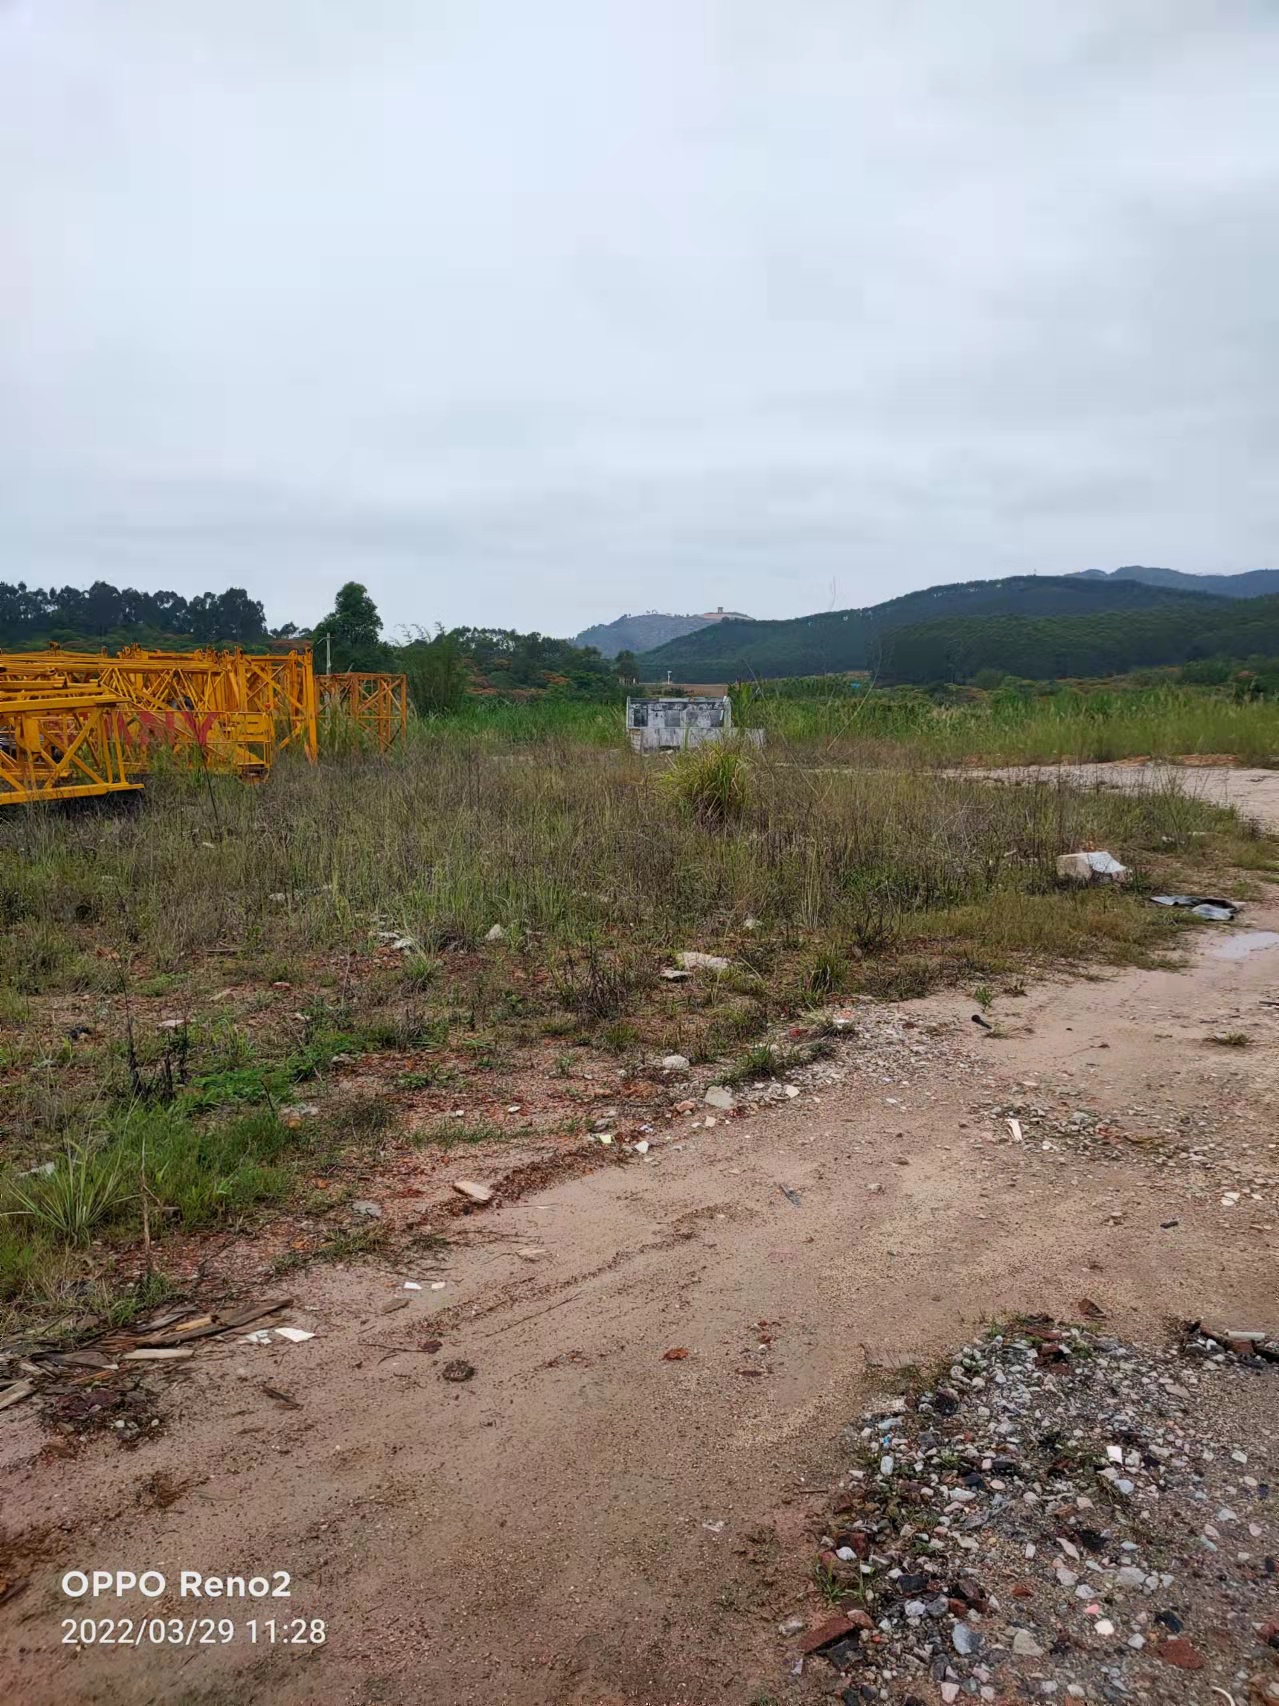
xmin=2 ymin=1142 xmax=132 ymax=1245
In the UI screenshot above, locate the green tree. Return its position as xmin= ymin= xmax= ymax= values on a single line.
xmin=402 ymin=628 xmax=468 ymax=714
xmin=312 ymin=582 xmax=390 ymax=672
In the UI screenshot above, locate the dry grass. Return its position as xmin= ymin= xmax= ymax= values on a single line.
xmin=0 ymin=729 xmax=1269 ymax=1320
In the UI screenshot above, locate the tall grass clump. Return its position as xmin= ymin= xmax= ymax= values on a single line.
xmin=2 ymin=1142 xmax=131 ymax=1245
xmin=662 ymin=741 xmax=752 ymax=828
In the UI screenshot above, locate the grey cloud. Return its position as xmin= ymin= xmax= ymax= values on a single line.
xmin=2 ymin=0 xmax=1278 ymax=636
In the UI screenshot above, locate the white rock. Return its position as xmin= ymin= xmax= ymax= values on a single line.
xmin=660 ymin=1054 xmax=690 ymax=1071
xmin=452 ymin=1179 xmax=494 ymax=1205
xmin=1011 ymin=1630 xmax=1044 ymax=1657
xmin=485 ymin=923 xmax=506 ymax=941
xmin=677 ymin=951 xmax=730 ymax=971
xmin=704 ymin=1086 xmax=735 ymax=1109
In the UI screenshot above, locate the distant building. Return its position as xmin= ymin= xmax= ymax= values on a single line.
xmin=695 ymin=607 xmax=752 ymax=622
xmin=625 ymin=695 xmax=763 ymax=752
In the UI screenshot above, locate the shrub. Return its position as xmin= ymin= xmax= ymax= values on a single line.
xmin=663 ymin=742 xmax=751 ymax=828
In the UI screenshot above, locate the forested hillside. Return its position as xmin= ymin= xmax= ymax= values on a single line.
xmin=879 ymin=596 xmax=1279 ymax=683
xmin=636 ymin=575 xmax=1221 ymax=680
xmin=1073 ymin=565 xmax=1279 ymax=599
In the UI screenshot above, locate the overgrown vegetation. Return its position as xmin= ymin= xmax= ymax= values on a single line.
xmin=735 ymin=678 xmax=1279 ymax=766
xmin=0 ymin=713 xmax=1272 ymax=1324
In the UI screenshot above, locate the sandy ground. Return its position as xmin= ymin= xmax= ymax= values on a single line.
xmin=2 ymin=913 xmax=1277 ymax=1703
xmin=1 ymin=761 xmax=1276 ymax=1706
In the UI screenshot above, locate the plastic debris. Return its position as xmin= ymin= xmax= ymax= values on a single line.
xmin=1150 ymin=894 xmax=1239 ymax=921
xmin=1056 ymin=850 xmax=1130 ymax=885
xmin=274 ymin=1327 xmax=314 ymax=1344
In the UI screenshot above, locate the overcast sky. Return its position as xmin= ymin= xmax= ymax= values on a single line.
xmin=3 ymin=2 xmax=1278 ymax=638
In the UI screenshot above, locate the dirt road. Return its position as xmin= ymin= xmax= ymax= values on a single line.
xmin=3 ymin=904 xmax=1278 ymax=1705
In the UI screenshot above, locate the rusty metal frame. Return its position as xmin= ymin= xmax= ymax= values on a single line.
xmin=316 ymin=672 xmax=408 ymax=751
xmin=0 ymin=646 xmax=319 ymax=785
xmin=0 ymin=686 xmax=141 ymax=805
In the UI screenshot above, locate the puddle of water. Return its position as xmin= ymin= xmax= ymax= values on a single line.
xmin=1211 ymin=930 xmax=1279 ymax=959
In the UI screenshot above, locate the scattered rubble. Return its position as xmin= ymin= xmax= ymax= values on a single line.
xmin=793 ymin=1319 xmax=1278 ymax=1704
xmin=0 ymin=1298 xmax=300 ymax=1433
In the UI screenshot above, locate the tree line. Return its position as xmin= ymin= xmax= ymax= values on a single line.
xmin=0 ymin=577 xmax=622 ymax=710
xmin=0 ymin=580 xmax=269 ymax=646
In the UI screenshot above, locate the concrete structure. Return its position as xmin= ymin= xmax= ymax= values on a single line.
xmin=626 ymin=695 xmax=731 ymax=753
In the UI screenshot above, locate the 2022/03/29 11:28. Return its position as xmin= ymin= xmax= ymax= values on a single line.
xmin=60 ymin=1617 xmax=327 ymax=1646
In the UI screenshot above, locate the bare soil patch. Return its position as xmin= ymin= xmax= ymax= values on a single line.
xmin=2 ymin=896 xmax=1277 ymax=1704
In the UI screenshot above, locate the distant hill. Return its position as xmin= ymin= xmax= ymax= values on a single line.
xmin=879 ymin=593 xmax=1279 ymax=684
xmin=575 ymin=610 xmax=751 ymax=657
xmin=635 ymin=575 xmax=1222 ymax=681
xmin=1073 ymin=565 xmax=1279 ymax=599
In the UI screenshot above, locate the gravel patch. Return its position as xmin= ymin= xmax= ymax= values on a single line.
xmin=793 ymin=1319 xmax=1279 ymax=1705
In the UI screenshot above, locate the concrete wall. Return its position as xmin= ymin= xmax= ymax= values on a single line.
xmin=625 ymin=696 xmax=732 ymax=752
